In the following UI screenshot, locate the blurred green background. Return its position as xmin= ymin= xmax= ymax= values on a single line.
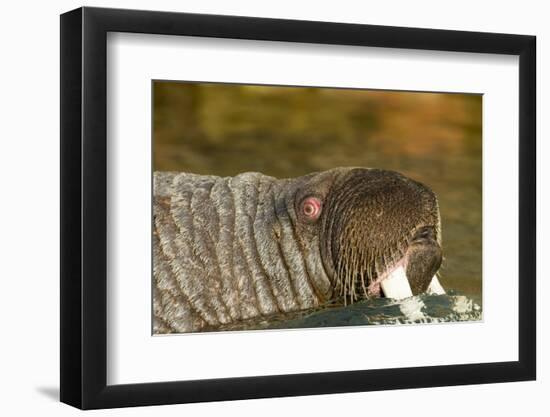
xmin=153 ymin=81 xmax=482 ymax=301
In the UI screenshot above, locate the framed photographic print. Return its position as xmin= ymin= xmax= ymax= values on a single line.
xmin=60 ymin=6 xmax=536 ymax=409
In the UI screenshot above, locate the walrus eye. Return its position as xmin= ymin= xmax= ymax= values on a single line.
xmin=301 ymin=196 xmax=322 ymax=220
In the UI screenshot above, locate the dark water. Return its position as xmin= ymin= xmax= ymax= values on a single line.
xmin=264 ymin=293 xmax=481 ymax=330
xmin=202 ymin=292 xmax=482 ymax=332
xmin=154 ymin=82 xmax=483 ymax=328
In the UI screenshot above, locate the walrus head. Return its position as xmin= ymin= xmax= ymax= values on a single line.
xmin=287 ymin=167 xmax=443 ymax=304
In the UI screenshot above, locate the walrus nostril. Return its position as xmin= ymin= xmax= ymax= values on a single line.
xmin=405 ymin=226 xmax=442 ymax=295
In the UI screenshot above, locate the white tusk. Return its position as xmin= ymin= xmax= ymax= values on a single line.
xmin=380 ymin=266 xmax=413 ymax=300
xmin=426 ymin=275 xmax=446 ymax=295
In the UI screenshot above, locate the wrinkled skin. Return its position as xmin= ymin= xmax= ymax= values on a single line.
xmin=153 ymin=167 xmax=442 ymax=333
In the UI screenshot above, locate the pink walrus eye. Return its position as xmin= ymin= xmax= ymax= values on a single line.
xmin=301 ymin=196 xmax=322 ymax=220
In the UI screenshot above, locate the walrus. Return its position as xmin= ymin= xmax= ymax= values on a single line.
xmin=153 ymin=167 xmax=445 ymax=334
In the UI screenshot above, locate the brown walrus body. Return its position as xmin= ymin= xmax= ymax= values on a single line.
xmin=153 ymin=167 xmax=442 ymax=334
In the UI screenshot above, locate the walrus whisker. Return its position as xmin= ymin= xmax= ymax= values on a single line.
xmin=360 ymin=269 xmax=368 ymax=299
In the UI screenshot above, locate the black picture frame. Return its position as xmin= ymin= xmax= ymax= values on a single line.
xmin=60 ymin=6 xmax=536 ymax=410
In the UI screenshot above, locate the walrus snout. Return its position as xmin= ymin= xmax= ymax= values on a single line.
xmin=317 ymin=168 xmax=443 ymax=302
